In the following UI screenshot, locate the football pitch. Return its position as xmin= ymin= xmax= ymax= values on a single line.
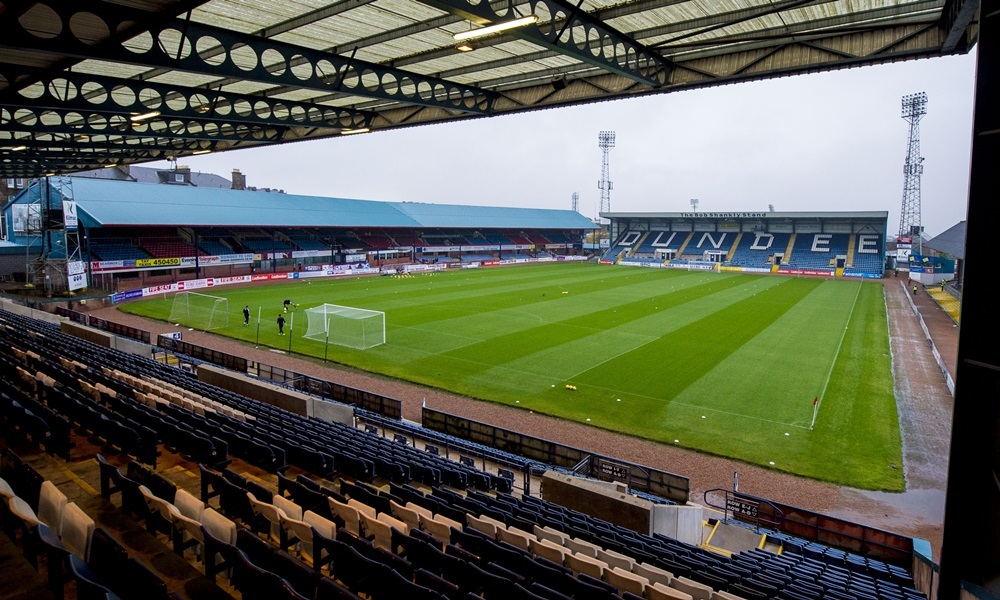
xmin=121 ymin=262 xmax=903 ymax=491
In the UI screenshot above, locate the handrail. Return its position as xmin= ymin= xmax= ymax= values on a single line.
xmin=703 ymin=488 xmax=784 ymax=532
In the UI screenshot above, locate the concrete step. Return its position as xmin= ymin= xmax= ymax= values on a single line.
xmin=706 ymin=520 xmax=765 ymax=554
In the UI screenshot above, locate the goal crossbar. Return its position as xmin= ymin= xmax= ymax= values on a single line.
xmin=168 ymin=291 xmax=230 ymax=331
xmin=304 ymin=304 xmax=385 ymax=349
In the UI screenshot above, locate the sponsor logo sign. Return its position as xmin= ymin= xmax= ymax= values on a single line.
xmin=680 ymin=212 xmax=766 ymax=218
xmin=144 ymin=284 xmax=176 ymax=295
xmin=67 ymin=261 xmax=86 ymax=275
xmin=112 ymin=289 xmax=144 ymax=303
xmin=215 ymin=276 xmax=251 ymax=285
xmin=63 ymin=201 xmax=79 ymax=230
xmin=135 ymin=257 xmax=181 ymax=268
xmin=68 ymin=272 xmax=88 ymax=291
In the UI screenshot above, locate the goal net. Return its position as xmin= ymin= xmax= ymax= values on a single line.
xmin=304 ymin=304 xmax=385 ymax=350
xmin=168 ymin=292 xmax=230 ymax=331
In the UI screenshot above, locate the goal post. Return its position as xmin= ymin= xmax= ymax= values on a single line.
xmin=304 ymin=304 xmax=385 ymax=350
xmin=168 ymin=291 xmax=230 ymax=331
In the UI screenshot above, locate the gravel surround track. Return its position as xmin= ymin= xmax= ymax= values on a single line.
xmin=90 ymin=274 xmax=955 ymax=559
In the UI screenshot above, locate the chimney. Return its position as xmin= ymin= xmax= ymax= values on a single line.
xmin=231 ymin=168 xmax=246 ymax=190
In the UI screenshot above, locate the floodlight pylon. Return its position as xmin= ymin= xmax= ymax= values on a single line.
xmin=597 ymin=131 xmax=615 ymax=221
xmin=898 ymin=92 xmax=927 ymax=241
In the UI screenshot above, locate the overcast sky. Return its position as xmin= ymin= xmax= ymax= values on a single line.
xmin=151 ymin=51 xmax=978 ymax=239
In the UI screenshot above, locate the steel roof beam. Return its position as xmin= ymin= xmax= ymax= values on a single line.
xmin=0 ymin=66 xmax=374 ymax=131
xmin=135 ymin=0 xmax=378 ymax=83
xmin=939 ymin=0 xmax=980 ymax=52
xmin=1 ymin=106 xmax=286 ymax=145
xmin=414 ymin=0 xmax=923 ymax=81
xmin=0 ymin=161 xmax=134 ymax=178
xmin=413 ymin=0 xmax=671 ymax=87
xmin=0 ymin=152 xmax=158 ymax=164
xmin=0 ymin=137 xmax=209 ymax=154
xmin=190 ymin=0 xmax=820 ymax=107
xmin=648 ymin=0 xmax=939 ymax=54
xmin=0 ymin=0 xmax=496 ymax=115
xmin=368 ymin=0 xmax=835 ymax=80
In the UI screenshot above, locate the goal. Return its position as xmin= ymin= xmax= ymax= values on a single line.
xmin=168 ymin=291 xmax=230 ymax=331
xmin=304 ymin=304 xmax=385 ymax=350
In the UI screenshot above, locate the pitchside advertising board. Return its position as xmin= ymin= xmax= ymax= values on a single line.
xmin=111 ymin=266 xmax=379 ymax=303
xmin=67 ymin=260 xmax=87 ymax=291
xmin=92 ymin=253 xmax=256 ymax=273
xmin=109 ymin=256 xmax=586 ymax=303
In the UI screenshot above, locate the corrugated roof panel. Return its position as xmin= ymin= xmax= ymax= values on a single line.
xmin=63 ymin=178 xmax=596 ymax=230
xmin=217 ymin=81 xmax=276 ymax=96
xmin=378 ymin=36 xmax=454 ymax=60
xmin=385 ymin=3 xmax=450 ymax=24
xmin=393 ymin=202 xmax=597 ymax=229
xmin=268 ymin=90 xmax=334 ymax=103
xmin=925 ymin=221 xmax=965 ymax=259
xmin=277 ymin=12 xmax=408 ymax=51
xmin=193 ymin=1 xmax=322 ymax=35
xmin=146 ymin=71 xmax=223 ymax=88
xmin=71 ymin=179 xmax=422 ymax=228
xmin=534 ymin=55 xmax=586 ymax=69
xmin=72 ymin=60 xmax=151 ymax=79
xmin=416 ymin=48 xmax=520 ymax=74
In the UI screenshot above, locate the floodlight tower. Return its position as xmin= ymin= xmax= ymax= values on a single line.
xmin=898 ymin=92 xmax=927 ymax=242
xmin=571 ymin=192 xmax=579 ymax=212
xmin=597 ymin=131 xmax=615 ymax=220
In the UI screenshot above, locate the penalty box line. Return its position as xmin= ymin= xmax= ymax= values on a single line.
xmin=810 ymin=280 xmax=864 ymax=430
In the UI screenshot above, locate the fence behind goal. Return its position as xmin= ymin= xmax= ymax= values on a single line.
xmin=304 ymin=304 xmax=385 ymax=350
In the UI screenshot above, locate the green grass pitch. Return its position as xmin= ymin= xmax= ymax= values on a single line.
xmin=122 ymin=262 xmax=903 ymax=491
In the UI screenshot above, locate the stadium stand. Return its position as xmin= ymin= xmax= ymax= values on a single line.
xmin=421 ymin=230 xmax=471 ymax=246
xmin=141 ymin=237 xmax=200 ymax=259
xmin=355 ymin=231 xmax=395 ymax=250
xmin=460 ymin=254 xmax=496 ymax=263
xmin=292 ymin=238 xmax=332 ymax=252
xmin=503 ymin=231 xmax=535 ymax=245
xmin=727 ymin=233 xmax=792 ymax=268
xmin=87 ymin=237 xmax=152 ymax=261
xmin=388 ymin=233 xmax=426 ymax=247
xmin=0 ymin=304 xmax=928 ymax=600
xmin=482 ymin=233 xmax=513 ymax=245
xmin=786 ymin=233 xmax=848 ymax=272
xmin=242 ymin=238 xmax=296 ymax=253
xmin=631 ymin=231 xmax=689 ymax=258
xmin=198 ymin=238 xmax=237 ymax=256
